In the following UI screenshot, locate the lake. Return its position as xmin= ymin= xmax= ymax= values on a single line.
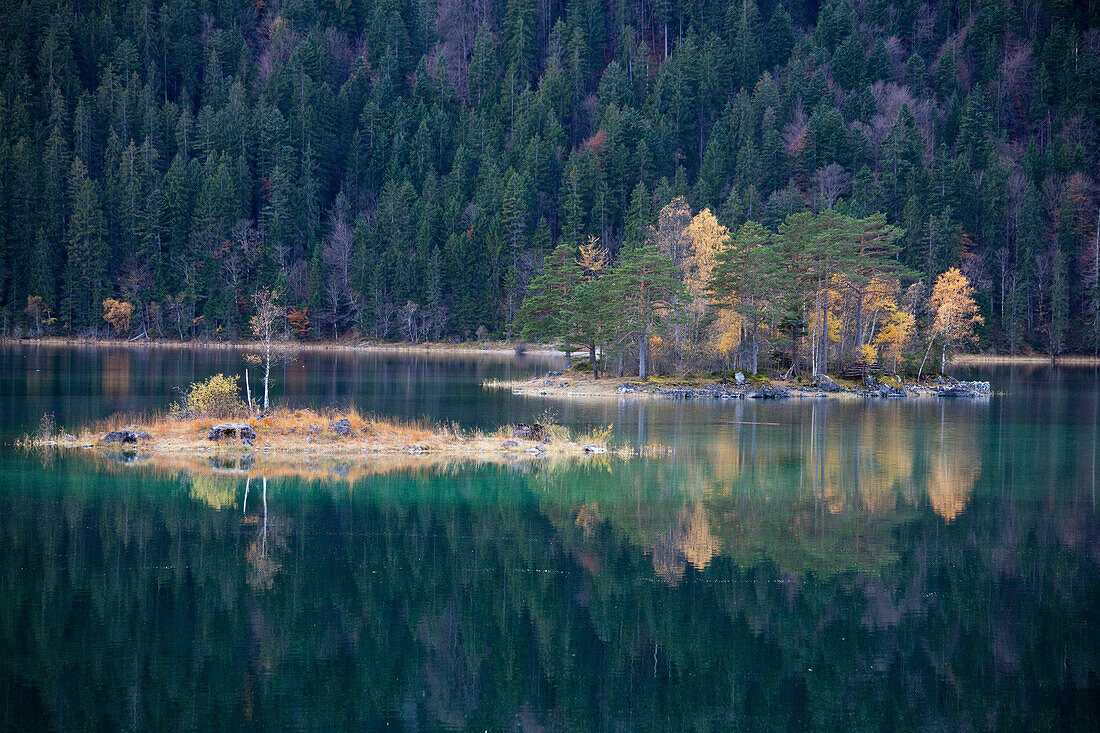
xmin=1 ymin=343 xmax=1098 ymax=730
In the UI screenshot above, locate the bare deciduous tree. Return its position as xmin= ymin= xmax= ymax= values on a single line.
xmin=812 ymin=164 xmax=851 ymax=210
xmin=249 ymin=288 xmax=282 ymax=412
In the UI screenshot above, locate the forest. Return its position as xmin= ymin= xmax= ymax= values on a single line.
xmin=1 ymin=0 xmax=1099 ymax=370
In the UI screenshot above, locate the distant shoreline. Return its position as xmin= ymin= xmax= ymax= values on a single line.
xmin=0 ymin=336 xmax=564 ymax=358
xmin=949 ymin=354 xmax=1100 ymax=366
xmin=5 ymin=336 xmax=1099 ymax=368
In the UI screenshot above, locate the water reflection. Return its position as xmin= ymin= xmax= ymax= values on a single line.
xmin=0 ymin=343 xmax=562 ymax=442
xmin=3 ymin=351 xmax=1100 ymax=728
xmin=3 ymin=436 xmax=1099 ymax=729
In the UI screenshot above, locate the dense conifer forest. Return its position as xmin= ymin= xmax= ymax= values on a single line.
xmin=1 ymin=0 xmax=1098 ymax=369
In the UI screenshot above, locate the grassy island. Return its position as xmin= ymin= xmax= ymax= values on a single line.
xmin=27 ymin=406 xmax=626 ymax=469
xmin=25 ymin=370 xmax=626 ymax=471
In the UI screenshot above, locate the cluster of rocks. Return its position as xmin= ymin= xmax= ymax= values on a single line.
xmin=207 ymin=422 xmax=256 ymax=446
xmin=919 ymin=377 xmax=992 ymax=397
xmin=101 ymin=427 xmax=153 ymax=444
xmin=613 ymin=373 xmax=990 ymax=401
xmin=328 ymin=418 xmax=354 ymax=436
xmin=513 ymin=423 xmax=550 ymax=441
xmin=615 ymin=382 xmax=791 ymax=400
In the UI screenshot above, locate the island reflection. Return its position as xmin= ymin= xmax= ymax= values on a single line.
xmin=6 ymin=390 xmax=1099 ymax=729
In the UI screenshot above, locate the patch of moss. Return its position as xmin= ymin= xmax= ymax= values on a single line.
xmin=878 ymin=375 xmax=904 ymax=389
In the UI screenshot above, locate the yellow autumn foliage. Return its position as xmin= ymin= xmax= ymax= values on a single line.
xmin=182 ymin=374 xmax=244 ymax=418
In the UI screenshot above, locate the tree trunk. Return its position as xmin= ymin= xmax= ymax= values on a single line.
xmin=589 ymin=342 xmax=598 ymax=380
xmin=854 ymin=286 xmax=864 ymax=348
xmin=940 ymin=340 xmax=947 ymax=374
xmin=751 ymin=316 xmax=759 ymax=375
xmin=263 ymin=336 xmax=271 ymax=412
xmin=638 ymin=330 xmax=648 ymax=380
xmin=918 ymin=336 xmax=935 ymax=380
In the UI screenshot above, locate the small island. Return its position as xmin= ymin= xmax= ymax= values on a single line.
xmin=488 ymin=371 xmax=992 ymax=402
xmin=27 ymin=375 xmax=622 ymax=467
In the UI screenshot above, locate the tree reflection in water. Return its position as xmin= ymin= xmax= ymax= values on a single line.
xmin=2 ymin=425 xmax=1097 ymax=730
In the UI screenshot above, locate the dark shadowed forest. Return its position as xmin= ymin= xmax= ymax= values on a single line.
xmin=1 ymin=0 xmax=1099 ymax=369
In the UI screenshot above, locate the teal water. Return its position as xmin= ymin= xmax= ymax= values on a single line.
xmin=1 ymin=345 xmax=1098 ymax=730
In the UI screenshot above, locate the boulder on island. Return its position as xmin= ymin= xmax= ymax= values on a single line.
xmin=207 ymin=423 xmax=257 ymax=441
xmin=102 ymin=429 xmax=138 ymax=444
xmin=513 ymin=423 xmax=548 ymax=441
xmin=328 ymin=418 xmax=354 ymax=436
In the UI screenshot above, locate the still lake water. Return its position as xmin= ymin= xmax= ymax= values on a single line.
xmin=1 ymin=344 xmax=1098 ymax=730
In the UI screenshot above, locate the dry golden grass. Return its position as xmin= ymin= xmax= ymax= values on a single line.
xmin=29 ymin=405 xmax=628 ymax=467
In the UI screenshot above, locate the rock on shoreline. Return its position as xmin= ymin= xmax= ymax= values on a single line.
xmin=207 ymin=423 xmax=257 ymax=441
xmin=613 ymin=376 xmax=990 ymax=401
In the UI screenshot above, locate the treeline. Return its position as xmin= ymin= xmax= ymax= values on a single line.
xmin=0 ymin=0 xmax=1098 ymax=354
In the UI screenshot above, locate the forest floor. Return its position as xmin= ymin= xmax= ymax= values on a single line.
xmin=486 ymin=372 xmax=993 ymax=401
xmin=27 ymin=406 xmax=628 ymax=473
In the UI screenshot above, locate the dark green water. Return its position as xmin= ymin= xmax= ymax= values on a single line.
xmin=1 ymin=345 xmax=1099 ymax=730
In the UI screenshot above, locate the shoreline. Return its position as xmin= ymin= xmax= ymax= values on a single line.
xmin=949 ymin=353 xmax=1100 ymax=366
xmin=5 ymin=337 xmax=1098 ymax=367
xmin=0 ymin=336 xmax=565 ymax=358
xmin=486 ymin=374 xmax=993 ymax=402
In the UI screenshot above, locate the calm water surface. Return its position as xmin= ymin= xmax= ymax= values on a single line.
xmin=1 ymin=344 xmax=1098 ymax=730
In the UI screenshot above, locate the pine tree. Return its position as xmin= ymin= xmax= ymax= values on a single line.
xmin=605 ymin=244 xmax=686 ymax=379
xmin=731 ymin=0 xmax=763 ymax=90
xmin=503 ymin=0 xmax=536 ymax=90
xmin=709 ymin=221 xmax=786 ymax=374
xmin=513 ymin=243 xmax=581 ymax=347
xmin=62 ymin=158 xmax=107 ymax=333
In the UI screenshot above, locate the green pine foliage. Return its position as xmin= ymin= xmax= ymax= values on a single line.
xmin=0 ymin=0 xmax=1096 ymax=355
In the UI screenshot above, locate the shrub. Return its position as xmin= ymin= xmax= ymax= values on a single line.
xmin=179 ymin=374 xmax=244 ymax=418
xmin=38 ymin=412 xmax=56 ymax=439
xmin=582 ymin=424 xmax=614 ymax=445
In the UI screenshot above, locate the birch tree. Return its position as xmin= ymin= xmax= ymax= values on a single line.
xmin=249 ymin=288 xmax=282 ymax=412
xmin=922 ymin=268 xmax=982 ymax=377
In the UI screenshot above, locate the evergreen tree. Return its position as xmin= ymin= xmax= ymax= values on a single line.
xmin=514 ymin=243 xmax=581 ymax=347
xmin=709 ymin=221 xmax=787 ymax=374
xmin=62 ymin=158 xmax=107 ymax=333
xmin=605 ymin=244 xmax=685 ymax=378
